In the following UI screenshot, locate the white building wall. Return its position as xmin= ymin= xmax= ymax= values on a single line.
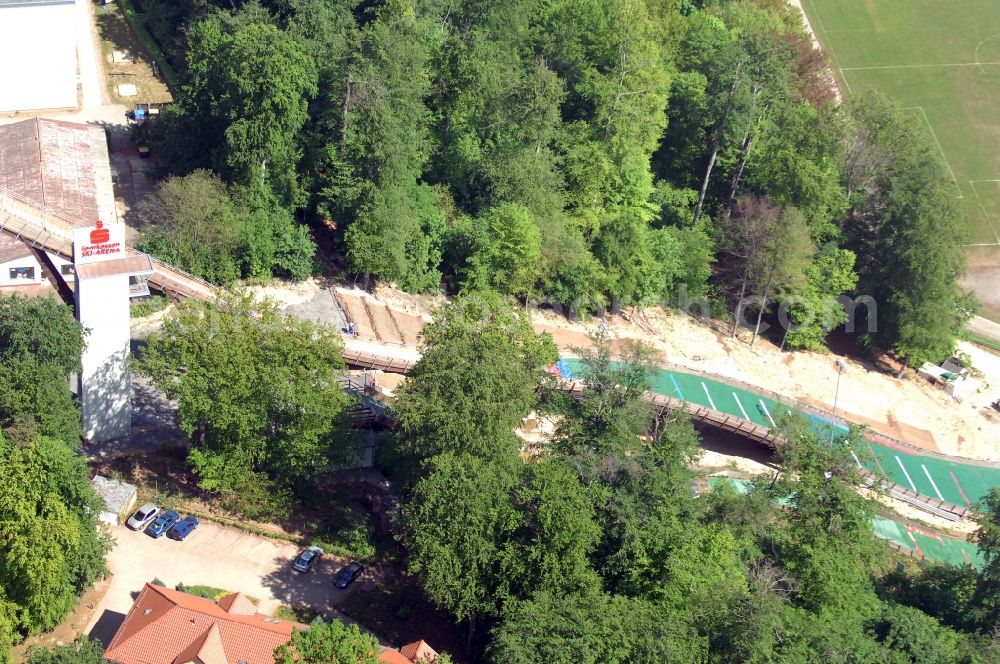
xmin=45 ymin=251 xmax=76 ymax=282
xmin=0 ymin=0 xmax=79 ymax=112
xmin=0 ymin=255 xmax=43 ymax=286
xmin=75 ymin=273 xmax=132 ymax=442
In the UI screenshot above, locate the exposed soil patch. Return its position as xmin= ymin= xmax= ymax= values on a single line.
xmin=11 ymin=577 xmax=111 ymax=662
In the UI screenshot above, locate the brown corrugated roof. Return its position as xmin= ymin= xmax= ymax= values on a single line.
xmin=104 ymin=584 xmax=303 ymax=664
xmin=75 ymin=255 xmax=153 ymax=280
xmin=0 ymin=234 xmax=33 ymax=264
xmin=0 ymin=118 xmax=103 ymax=226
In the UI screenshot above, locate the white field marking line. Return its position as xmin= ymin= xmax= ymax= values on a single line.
xmin=850 ymin=451 xmax=863 ymax=468
xmin=902 ymin=107 xmax=963 ymax=198
xmin=974 ymin=34 xmax=1000 ymax=77
xmin=841 ymin=61 xmax=1000 ymax=71
xmin=701 ymin=382 xmax=717 ymax=410
xmin=732 ymin=392 xmax=751 ymax=421
xmin=895 ymin=455 xmax=918 ymax=492
xmin=969 ymin=180 xmax=1000 ymax=243
xmin=921 ymin=464 xmax=945 ymax=501
xmin=966 ymin=242 xmax=1000 ymax=246
xmin=839 ymin=68 xmax=854 ymax=95
xmin=800 ymin=0 xmax=852 ymax=95
xmin=759 ymin=399 xmax=777 ymax=427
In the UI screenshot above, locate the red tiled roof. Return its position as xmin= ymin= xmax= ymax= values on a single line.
xmin=104 ymin=584 xmax=303 ymax=664
xmin=400 ymin=640 xmax=438 ymax=663
xmin=215 ymin=593 xmax=257 ymax=616
xmin=172 ymin=623 xmax=227 ymax=664
xmin=378 ymin=650 xmax=415 ymax=664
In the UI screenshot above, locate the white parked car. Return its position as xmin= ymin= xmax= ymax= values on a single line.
xmin=126 ymin=503 xmax=159 ymax=531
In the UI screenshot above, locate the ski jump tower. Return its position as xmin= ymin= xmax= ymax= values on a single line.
xmin=0 ymin=118 xmax=214 ymax=443
xmin=72 ymin=220 xmax=153 ymax=441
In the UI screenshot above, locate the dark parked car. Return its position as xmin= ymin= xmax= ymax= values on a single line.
xmin=167 ymin=515 xmax=199 ymax=541
xmin=292 ymin=546 xmax=323 ymax=574
xmin=334 ymin=562 xmax=364 ymax=589
xmin=146 ymin=510 xmax=180 ymax=538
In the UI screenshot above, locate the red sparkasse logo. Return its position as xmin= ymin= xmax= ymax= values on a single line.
xmin=82 ymin=220 xmax=122 ymax=258
xmin=90 ymin=220 xmax=110 ymax=244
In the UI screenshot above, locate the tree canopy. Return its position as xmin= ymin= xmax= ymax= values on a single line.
xmin=0 ymin=296 xmax=84 ymax=444
xmin=138 ymin=0 xmax=972 ymax=363
xmin=0 ymin=432 xmax=111 ymax=645
xmin=389 ymin=303 xmax=994 ymax=661
xmin=135 ymin=292 xmax=350 ymax=517
xmin=274 ymin=620 xmax=380 ymax=664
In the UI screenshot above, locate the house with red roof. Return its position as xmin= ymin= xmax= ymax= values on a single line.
xmin=104 ymin=583 xmax=441 ymax=664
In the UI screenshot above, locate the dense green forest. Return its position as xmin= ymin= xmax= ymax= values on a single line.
xmin=135 ymin=0 xmax=971 ymax=366
xmin=388 ymin=293 xmax=1000 ymax=661
xmin=2 ymin=292 xmax=999 ymax=662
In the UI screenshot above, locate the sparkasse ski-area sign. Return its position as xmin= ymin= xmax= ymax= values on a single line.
xmin=73 ymin=220 xmax=125 ymax=265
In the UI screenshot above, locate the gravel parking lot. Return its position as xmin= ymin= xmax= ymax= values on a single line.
xmin=85 ymin=520 xmax=362 ymax=643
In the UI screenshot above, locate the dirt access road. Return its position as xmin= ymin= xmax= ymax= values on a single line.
xmin=84 ymin=521 xmax=367 ymax=646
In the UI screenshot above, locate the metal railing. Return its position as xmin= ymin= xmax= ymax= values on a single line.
xmin=0 ymin=188 xmax=218 ymax=303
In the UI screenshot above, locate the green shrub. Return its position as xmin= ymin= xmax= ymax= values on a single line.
xmin=182 ymin=585 xmax=232 ymax=601
xmin=130 ymin=295 xmax=168 ymax=318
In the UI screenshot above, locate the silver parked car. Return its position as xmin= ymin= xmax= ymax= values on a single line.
xmin=126 ymin=502 xmax=159 ymax=530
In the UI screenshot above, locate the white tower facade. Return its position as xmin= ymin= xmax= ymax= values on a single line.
xmin=73 ymin=221 xmax=152 ymax=442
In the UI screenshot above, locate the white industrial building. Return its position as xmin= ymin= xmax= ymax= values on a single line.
xmin=0 ymin=0 xmax=80 ymax=112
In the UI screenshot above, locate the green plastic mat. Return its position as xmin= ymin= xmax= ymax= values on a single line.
xmin=560 ymin=359 xmax=1000 ymax=506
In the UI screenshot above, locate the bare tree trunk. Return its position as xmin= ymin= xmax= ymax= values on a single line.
xmin=750 ymin=275 xmax=774 ymax=347
xmin=732 ymin=275 xmax=748 ymax=338
xmin=338 ymin=77 xmax=353 ymax=159
xmin=694 ymin=141 xmax=720 ymax=225
xmin=896 ymin=355 xmax=909 ymax=379
xmin=694 ymin=60 xmax=745 ymax=224
xmin=725 ymin=100 xmax=769 ymax=219
xmin=726 ymin=129 xmax=756 ymax=216
xmin=466 ymin=615 xmax=477 ymax=652
xmin=780 ymin=320 xmax=790 ymax=351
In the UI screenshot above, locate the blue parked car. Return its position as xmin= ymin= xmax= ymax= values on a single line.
xmin=167 ymin=515 xmax=199 ymax=541
xmin=146 ymin=510 xmax=180 ymax=538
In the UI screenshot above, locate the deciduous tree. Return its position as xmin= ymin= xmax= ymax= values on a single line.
xmin=135 ymin=293 xmax=348 ymax=514
xmin=274 ymin=620 xmax=380 ymax=664
xmin=392 ymin=292 xmax=556 ymax=464
xmin=0 ymin=296 xmax=84 ymax=444
xmin=0 ymin=433 xmax=110 ymax=638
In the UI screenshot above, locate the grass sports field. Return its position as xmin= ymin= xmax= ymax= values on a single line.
xmin=800 ymin=0 xmax=1000 ymax=249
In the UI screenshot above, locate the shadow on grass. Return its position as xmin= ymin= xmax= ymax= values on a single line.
xmin=95 ymin=3 xmax=142 ymax=62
